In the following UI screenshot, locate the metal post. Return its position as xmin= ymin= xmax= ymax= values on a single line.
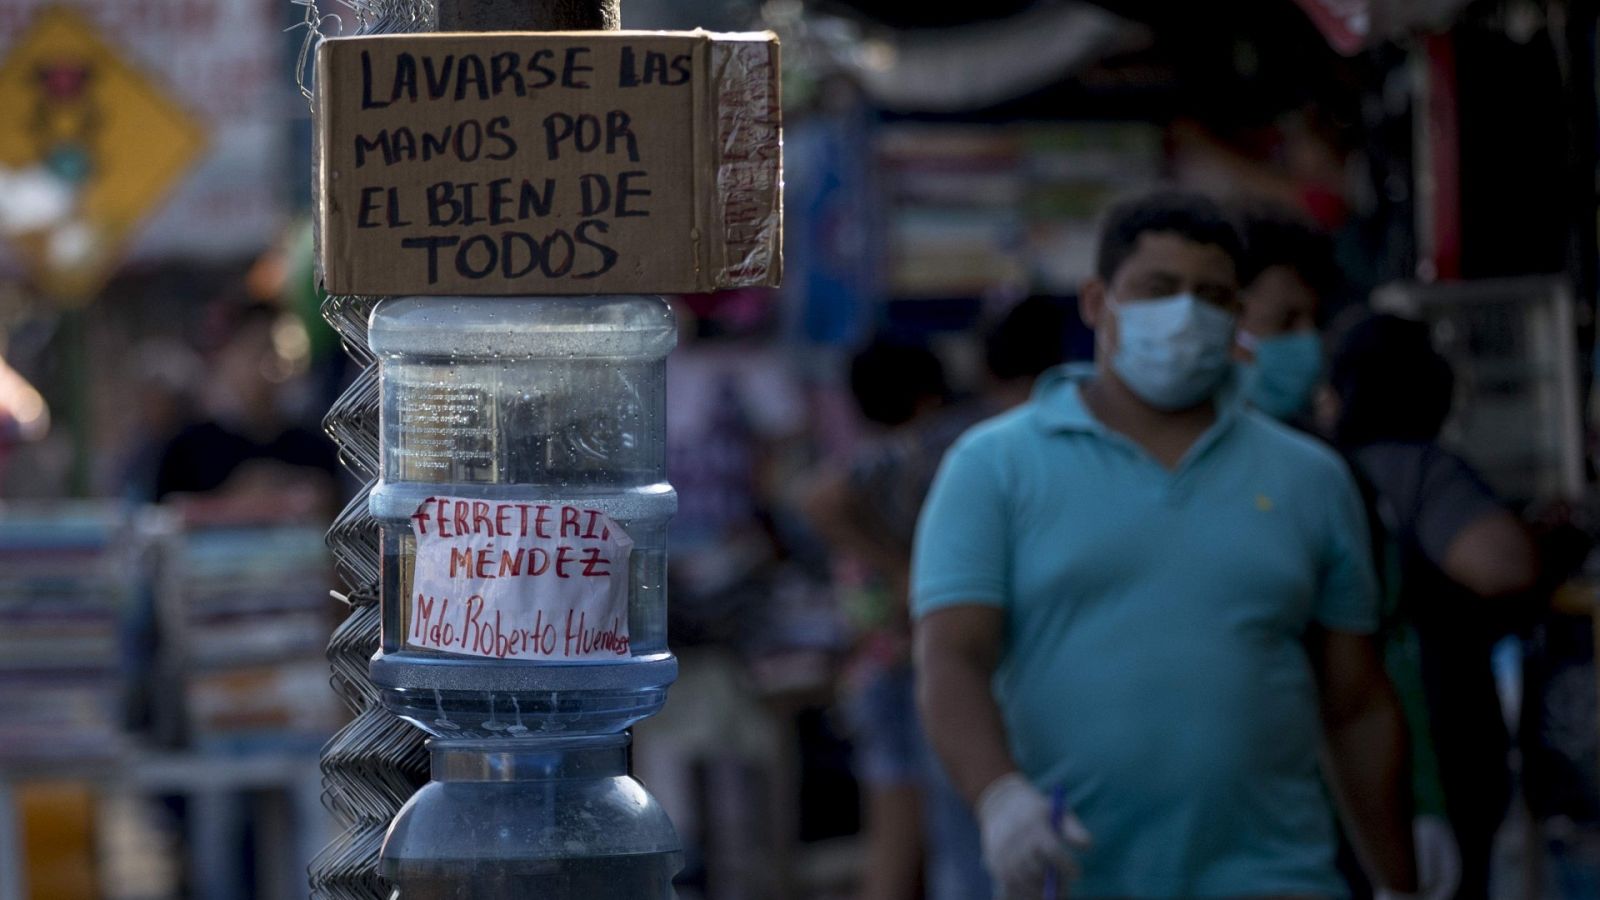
xmin=313 ymin=2 xmax=621 ymax=898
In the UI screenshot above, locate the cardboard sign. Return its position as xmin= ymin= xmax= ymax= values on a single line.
xmin=314 ymin=31 xmax=781 ymax=296
xmin=406 ymin=496 xmax=634 ymax=661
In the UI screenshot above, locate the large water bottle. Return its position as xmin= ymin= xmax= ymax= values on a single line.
xmin=367 ymin=295 xmax=678 ymax=736
xmin=380 ymin=735 xmax=681 ymax=899
xmin=369 ymin=296 xmax=681 ymax=898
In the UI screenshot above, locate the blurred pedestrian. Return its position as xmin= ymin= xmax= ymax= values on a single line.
xmin=805 ymin=336 xmax=953 ymax=900
xmin=0 ymin=347 xmax=49 ymax=487
xmin=1237 ymin=202 xmax=1464 ymax=900
xmin=113 ymin=338 xmax=201 ymax=503
xmin=804 ymin=299 xmax=1068 ymax=900
xmin=153 ymin=300 xmax=337 ymax=524
xmin=1234 ymin=201 xmax=1340 ymax=424
xmin=634 ymin=289 xmax=808 ymax=896
xmin=912 ymin=189 xmax=1418 ymax=898
xmin=662 ymin=289 xmax=807 ymax=646
xmin=1324 ymin=313 xmax=1540 ymax=900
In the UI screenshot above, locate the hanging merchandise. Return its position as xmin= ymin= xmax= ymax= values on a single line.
xmin=784 ymin=111 xmax=879 ymax=346
xmin=1293 ymin=0 xmax=1474 ymax=55
xmin=834 ymin=2 xmax=1142 ymax=113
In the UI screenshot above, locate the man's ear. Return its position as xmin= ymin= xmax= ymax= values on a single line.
xmin=1079 ymin=277 xmax=1108 ymax=329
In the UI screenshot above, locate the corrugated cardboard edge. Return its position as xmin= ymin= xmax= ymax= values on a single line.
xmin=690 ymin=35 xmax=712 ymax=293
xmin=707 ymin=32 xmax=783 ymax=290
xmin=313 ymin=41 xmax=362 ymax=296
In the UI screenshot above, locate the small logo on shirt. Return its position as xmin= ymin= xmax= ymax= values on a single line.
xmin=1254 ymin=494 xmax=1274 ymax=512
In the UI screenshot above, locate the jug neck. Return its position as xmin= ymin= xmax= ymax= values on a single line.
xmin=428 ymin=734 xmax=629 ymax=782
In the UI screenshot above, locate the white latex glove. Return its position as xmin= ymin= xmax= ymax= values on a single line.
xmin=1413 ymin=814 xmax=1462 ymax=900
xmin=976 ymin=772 xmax=1092 ymax=899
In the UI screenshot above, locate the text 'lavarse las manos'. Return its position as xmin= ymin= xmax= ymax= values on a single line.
xmin=348 ymin=44 xmax=686 ymax=284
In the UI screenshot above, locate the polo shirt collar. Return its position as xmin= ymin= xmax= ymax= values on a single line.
xmin=1030 ymin=362 xmax=1248 ymax=435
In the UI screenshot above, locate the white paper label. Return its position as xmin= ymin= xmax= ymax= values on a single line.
xmin=407 ymin=496 xmax=633 ymax=660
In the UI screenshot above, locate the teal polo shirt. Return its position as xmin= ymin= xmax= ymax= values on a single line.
xmin=912 ymin=364 xmax=1378 ymax=899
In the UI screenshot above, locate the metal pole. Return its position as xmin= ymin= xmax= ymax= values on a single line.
xmin=313 ymin=3 xmax=620 ymax=898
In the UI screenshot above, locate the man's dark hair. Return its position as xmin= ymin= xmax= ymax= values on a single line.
xmin=1328 ymin=313 xmax=1454 ymax=447
xmin=985 ymin=296 xmax=1069 ymax=382
xmin=849 ymin=336 xmax=949 ymax=427
xmin=1236 ymin=200 xmax=1340 ymax=306
xmin=1095 ymin=189 xmax=1244 ymax=281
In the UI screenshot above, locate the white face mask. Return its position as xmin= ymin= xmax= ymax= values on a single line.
xmin=1109 ymin=293 xmax=1236 ymax=410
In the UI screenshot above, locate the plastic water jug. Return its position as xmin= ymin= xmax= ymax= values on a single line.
xmin=367 ymin=296 xmax=678 ymax=736
xmin=380 ymin=735 xmax=681 ymax=899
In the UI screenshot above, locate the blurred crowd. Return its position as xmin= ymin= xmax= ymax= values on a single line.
xmin=633 ymin=188 xmax=1582 ymax=900
xmin=0 ymin=180 xmax=1586 ymax=899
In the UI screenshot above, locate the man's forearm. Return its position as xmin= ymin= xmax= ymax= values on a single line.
xmin=914 ymin=645 xmax=1017 ymax=808
xmin=1324 ymin=682 xmax=1419 ymax=893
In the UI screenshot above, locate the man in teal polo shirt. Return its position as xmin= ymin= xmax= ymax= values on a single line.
xmin=911 ymin=190 xmax=1419 ymax=899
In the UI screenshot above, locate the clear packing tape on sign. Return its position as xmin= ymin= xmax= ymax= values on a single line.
xmin=312 ymin=30 xmax=782 ymax=296
xmin=406 ymin=496 xmax=634 ymax=661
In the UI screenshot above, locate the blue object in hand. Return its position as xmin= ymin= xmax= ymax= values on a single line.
xmin=1043 ymin=785 xmax=1066 ymax=900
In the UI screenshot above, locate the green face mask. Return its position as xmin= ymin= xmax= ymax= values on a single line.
xmin=1242 ymin=330 xmax=1323 ymax=421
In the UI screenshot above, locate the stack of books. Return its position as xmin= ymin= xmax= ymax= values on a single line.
xmin=0 ymin=503 xmax=144 ymax=766
xmin=160 ymin=525 xmax=345 ymax=751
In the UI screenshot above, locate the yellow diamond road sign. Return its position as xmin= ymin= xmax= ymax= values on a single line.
xmin=0 ymin=6 xmax=206 ymax=301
